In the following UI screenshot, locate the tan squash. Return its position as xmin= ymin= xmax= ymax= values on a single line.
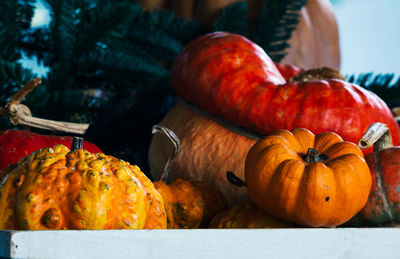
xmin=151 ymin=125 xmax=228 ymax=228
xmin=149 ymin=103 xmax=257 ymax=205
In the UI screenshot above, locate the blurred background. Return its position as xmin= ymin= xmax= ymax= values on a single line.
xmin=23 ymin=0 xmax=400 ymax=76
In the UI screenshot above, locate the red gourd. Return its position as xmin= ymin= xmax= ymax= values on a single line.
xmin=171 ymin=32 xmax=400 ymax=151
xmin=348 ymin=123 xmax=400 ymax=226
xmin=0 ymin=78 xmax=101 ymax=170
xmin=0 ymin=130 xmax=102 ymax=170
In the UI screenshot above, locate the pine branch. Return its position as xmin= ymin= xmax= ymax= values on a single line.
xmin=251 ymin=0 xmax=307 ymax=61
xmin=347 ymin=73 xmax=400 ymax=108
xmin=213 ymin=1 xmax=249 ymax=36
xmin=0 ymin=0 xmax=35 ymax=61
xmin=20 ymin=28 xmax=51 ymax=64
xmin=74 ymin=48 xmax=170 ymax=84
xmin=0 ymin=60 xmax=35 ymax=87
xmin=127 ymin=11 xmax=186 ymax=62
xmin=45 ymin=0 xmax=77 ymax=63
xmin=75 ymin=1 xmax=142 ymax=56
xmin=150 ymin=9 xmax=206 ymax=44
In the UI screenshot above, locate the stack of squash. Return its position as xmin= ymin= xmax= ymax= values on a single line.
xmin=149 ymin=31 xmax=400 ymax=228
xmin=1 ymin=31 xmax=400 ymax=229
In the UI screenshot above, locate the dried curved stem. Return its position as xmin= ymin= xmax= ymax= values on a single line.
xmin=358 ymin=123 xmax=393 ymax=152
xmin=7 ymin=78 xmax=42 ymax=105
xmin=1 ymin=78 xmax=89 ymax=134
xmin=152 ymin=125 xmax=180 ymax=182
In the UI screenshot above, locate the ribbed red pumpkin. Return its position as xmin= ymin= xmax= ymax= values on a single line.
xmin=171 ymin=32 xmax=400 ymax=151
xmin=348 ymin=123 xmax=400 ymax=226
xmin=0 ymin=130 xmax=102 ymax=170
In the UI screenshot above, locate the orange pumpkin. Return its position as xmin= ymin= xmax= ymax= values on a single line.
xmin=244 ymin=128 xmax=371 ymax=227
xmin=138 ymin=0 xmax=340 ymax=69
xmin=0 ymin=138 xmax=166 ymax=230
xmin=151 ymin=125 xmax=227 ymax=228
xmin=209 ymin=202 xmax=296 ymax=228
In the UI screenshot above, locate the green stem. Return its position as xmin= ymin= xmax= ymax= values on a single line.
xmin=305 ymin=148 xmax=328 ymax=163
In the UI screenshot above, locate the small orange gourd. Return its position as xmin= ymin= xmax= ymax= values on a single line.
xmin=0 ymin=138 xmax=167 ymax=230
xmin=152 ymin=125 xmax=227 ymax=228
xmin=243 ymin=128 xmax=372 ymax=227
xmin=209 ymin=202 xmax=296 ymax=228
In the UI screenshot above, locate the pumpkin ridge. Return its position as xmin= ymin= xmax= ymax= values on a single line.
xmin=374 ymin=151 xmax=395 ymax=222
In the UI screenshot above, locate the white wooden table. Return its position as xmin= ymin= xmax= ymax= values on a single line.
xmin=0 ymin=228 xmax=398 ymax=258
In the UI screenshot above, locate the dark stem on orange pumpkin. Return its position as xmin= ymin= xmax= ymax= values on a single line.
xmin=358 ymin=123 xmax=393 ymax=152
xmin=226 ymin=171 xmax=246 ymax=187
xmin=152 ymin=125 xmax=180 ymax=183
xmin=71 ymin=137 xmax=83 ymax=151
xmin=288 ymin=67 xmax=345 ymax=83
xmin=305 ymin=148 xmax=329 ymax=163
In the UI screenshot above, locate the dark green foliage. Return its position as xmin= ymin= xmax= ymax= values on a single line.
xmin=252 ymin=0 xmax=307 ymax=61
xmin=0 ymin=0 xmax=35 ymax=61
xmin=347 ymin=74 xmax=400 ymax=108
xmin=213 ymin=2 xmax=249 ymax=36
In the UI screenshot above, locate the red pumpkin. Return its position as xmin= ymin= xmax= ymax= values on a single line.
xmin=0 ymin=130 xmax=102 ymax=170
xmin=348 ymin=123 xmax=400 ymax=226
xmin=171 ymin=32 xmax=400 ymax=152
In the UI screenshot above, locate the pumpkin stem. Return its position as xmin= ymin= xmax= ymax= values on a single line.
xmin=71 ymin=137 xmax=83 ymax=151
xmin=392 ymin=107 xmax=400 ymax=124
xmin=226 ymin=171 xmax=246 ymax=187
xmin=288 ymin=67 xmax=345 ymax=83
xmin=152 ymin=125 xmax=180 ymax=182
xmin=0 ymin=78 xmax=90 ymax=134
xmin=358 ymin=123 xmax=393 ymax=152
xmin=305 ymin=148 xmax=329 ymax=163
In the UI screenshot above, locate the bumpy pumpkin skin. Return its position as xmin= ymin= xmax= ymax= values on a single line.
xmin=154 ymin=179 xmax=203 ymax=229
xmin=154 ymin=179 xmax=227 ymax=228
xmin=209 ymin=203 xmax=296 ymax=228
xmin=0 ymin=145 xmax=166 ymax=230
xmin=149 ymin=102 xmax=257 ymax=204
xmin=171 ymin=32 xmax=400 ymax=153
xmin=0 ymin=130 xmax=102 ymax=170
xmin=352 ymin=148 xmax=400 ymax=225
xmin=190 ymin=181 xmax=228 ymax=226
xmin=245 ymin=128 xmax=372 ymax=227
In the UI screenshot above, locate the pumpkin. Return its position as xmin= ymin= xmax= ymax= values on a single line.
xmin=171 ymin=32 xmax=399 ymax=148
xmin=151 ymin=125 xmax=227 ymax=228
xmin=241 ymin=128 xmax=371 ymax=227
xmin=0 ymin=130 xmax=102 ymax=170
xmin=0 ymin=138 xmax=166 ymax=230
xmin=138 ymin=0 xmax=340 ymax=69
xmin=149 ymin=32 xmax=399 ymax=204
xmin=209 ymin=202 xmax=296 ymax=228
xmin=346 ymin=123 xmax=400 ymax=226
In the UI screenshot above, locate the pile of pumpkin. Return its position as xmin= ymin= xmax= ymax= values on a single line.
xmin=1 ymin=32 xmax=400 ymax=230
